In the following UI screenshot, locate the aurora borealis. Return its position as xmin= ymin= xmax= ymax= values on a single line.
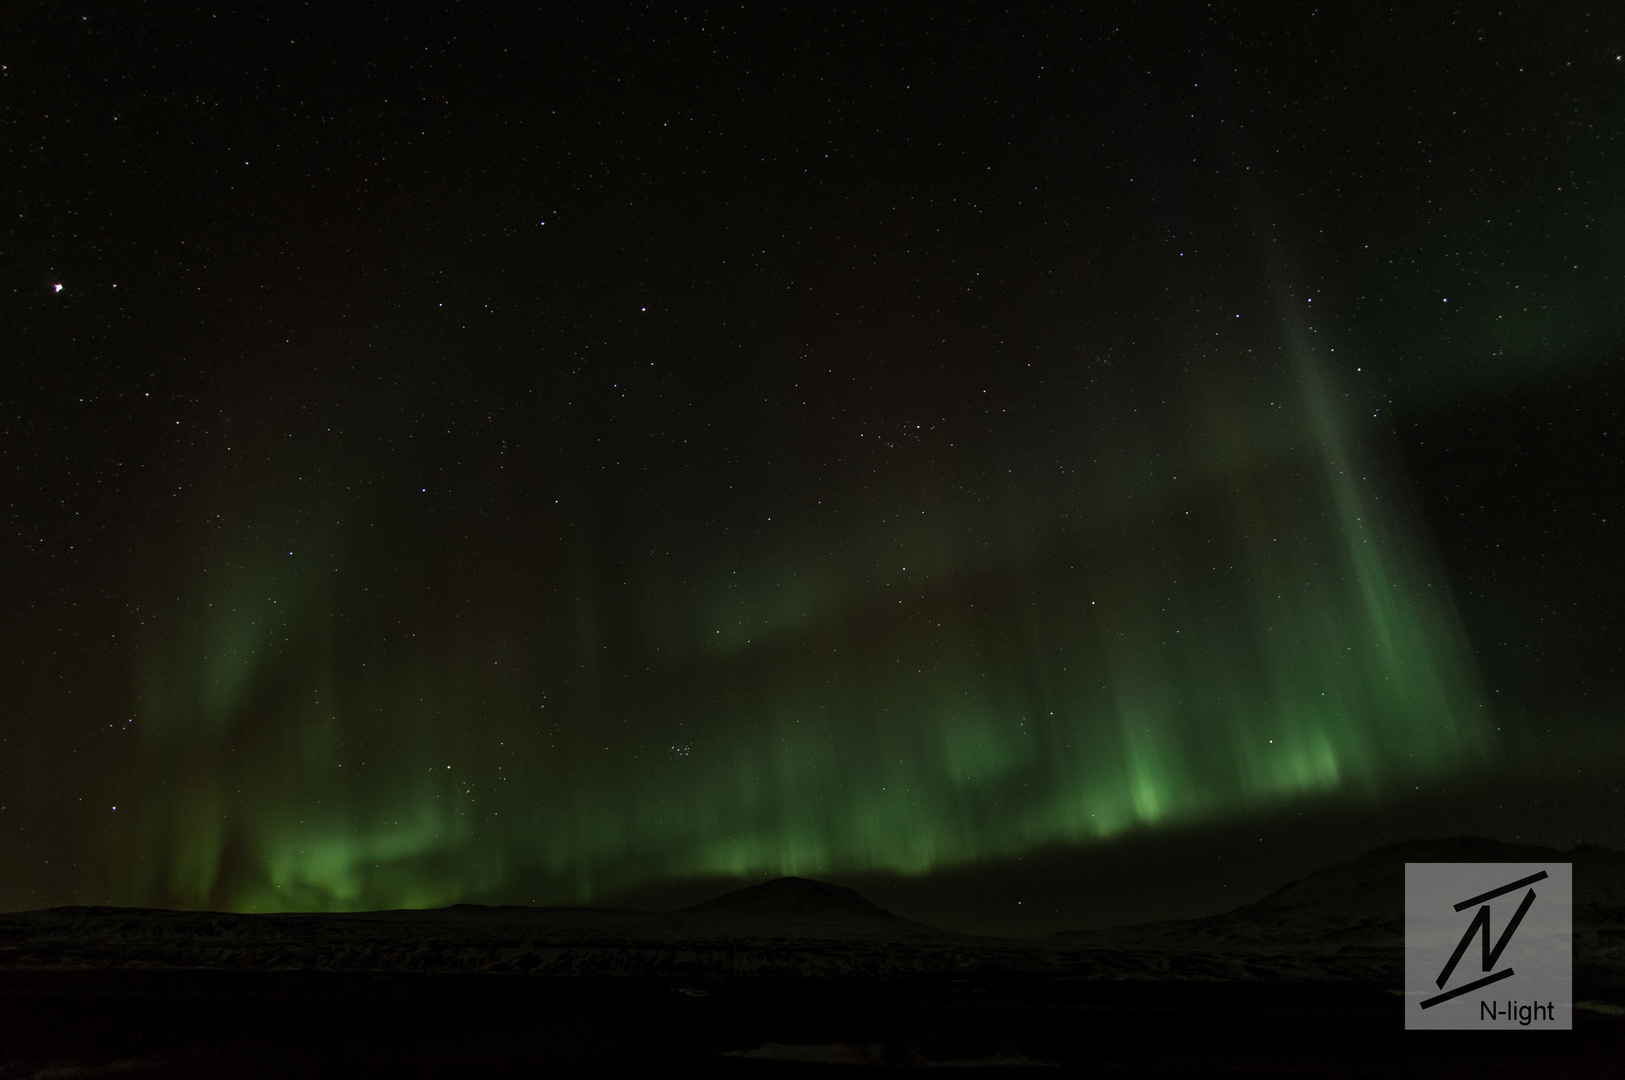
xmin=5 ymin=5 xmax=1622 ymax=925
xmin=121 ymin=347 xmax=1490 ymax=912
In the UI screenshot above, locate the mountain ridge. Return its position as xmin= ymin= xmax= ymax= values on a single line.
xmin=2 ymin=837 xmax=1619 ymax=986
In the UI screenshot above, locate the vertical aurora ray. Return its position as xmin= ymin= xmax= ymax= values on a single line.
xmin=114 ymin=333 xmax=1493 ymax=913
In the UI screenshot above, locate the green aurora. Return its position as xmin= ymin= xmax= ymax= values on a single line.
xmin=115 ymin=337 xmax=1494 ymax=913
xmin=15 ymin=2 xmax=1625 ymax=930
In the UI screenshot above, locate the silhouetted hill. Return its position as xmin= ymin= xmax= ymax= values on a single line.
xmin=1053 ymin=836 xmax=1624 ymax=986
xmin=675 ymin=876 xmax=941 ymax=937
xmin=1245 ymin=835 xmax=1624 ymax=919
xmin=681 ymin=876 xmax=890 ymax=919
xmin=1 ymin=838 xmax=1619 ymax=985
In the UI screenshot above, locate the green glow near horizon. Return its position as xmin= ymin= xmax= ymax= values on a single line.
xmin=115 ymin=346 xmax=1493 ymax=913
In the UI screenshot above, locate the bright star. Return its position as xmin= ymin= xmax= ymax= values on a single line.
xmin=52 ymin=283 xmax=63 ymax=293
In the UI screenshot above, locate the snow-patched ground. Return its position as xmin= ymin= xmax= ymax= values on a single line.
xmin=2 ymin=838 xmax=1620 ymax=987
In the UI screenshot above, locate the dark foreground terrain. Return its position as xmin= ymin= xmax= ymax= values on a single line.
xmin=3 ymin=838 xmax=1621 ymax=1075
xmin=2 ymin=970 xmax=1622 ymax=1077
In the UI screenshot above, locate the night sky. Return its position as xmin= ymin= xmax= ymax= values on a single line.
xmin=4 ymin=4 xmax=1622 ymax=934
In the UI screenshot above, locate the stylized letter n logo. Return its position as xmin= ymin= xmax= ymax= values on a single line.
xmin=1419 ymin=870 xmax=1548 ymax=1009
